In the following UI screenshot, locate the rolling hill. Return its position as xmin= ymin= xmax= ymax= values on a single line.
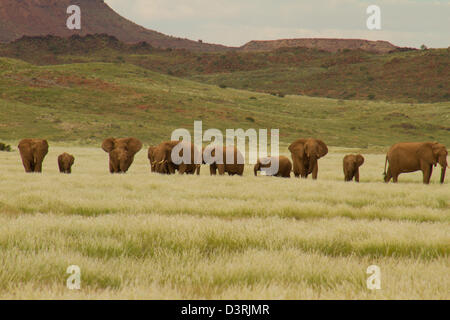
xmin=0 ymin=57 xmax=449 ymax=147
xmin=0 ymin=35 xmax=448 ymax=103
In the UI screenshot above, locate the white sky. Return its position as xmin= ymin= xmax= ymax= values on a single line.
xmin=104 ymin=0 xmax=450 ymax=48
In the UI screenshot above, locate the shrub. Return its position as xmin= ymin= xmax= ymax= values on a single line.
xmin=0 ymin=143 xmax=12 ymax=152
xmin=219 ymin=84 xmax=227 ymax=89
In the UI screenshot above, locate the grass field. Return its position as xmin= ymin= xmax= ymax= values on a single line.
xmin=0 ymin=146 xmax=448 ymax=299
xmin=0 ymin=53 xmax=449 ymax=299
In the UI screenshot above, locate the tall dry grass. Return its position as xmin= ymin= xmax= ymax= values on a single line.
xmin=0 ymin=146 xmax=448 ymax=299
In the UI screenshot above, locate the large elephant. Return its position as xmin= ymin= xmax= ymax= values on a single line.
xmin=203 ymin=146 xmax=245 ymax=176
xmin=288 ymin=138 xmax=328 ymax=179
xmin=343 ymin=154 xmax=364 ymax=182
xmin=152 ymin=141 xmax=201 ymax=175
xmin=254 ymin=156 xmax=292 ymax=178
xmin=101 ymin=137 xmax=143 ymax=173
xmin=384 ymin=142 xmax=448 ymax=184
xmin=58 ymin=152 xmax=75 ymax=174
xmin=18 ymin=139 xmax=49 ymax=173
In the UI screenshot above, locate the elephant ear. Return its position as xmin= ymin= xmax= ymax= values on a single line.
xmin=356 ymin=154 xmax=365 ymax=167
xmin=102 ymin=138 xmax=116 ymax=153
xmin=288 ymin=139 xmax=307 ymax=158
xmin=431 ymin=143 xmax=445 ymax=157
xmin=148 ymin=146 xmax=156 ymax=160
xmin=125 ymin=138 xmax=143 ymax=156
xmin=316 ymin=139 xmax=328 ymax=158
xmin=417 ymin=143 xmax=437 ymax=165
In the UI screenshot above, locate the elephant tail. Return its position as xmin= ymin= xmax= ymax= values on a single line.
xmin=383 ymin=156 xmax=388 ymax=177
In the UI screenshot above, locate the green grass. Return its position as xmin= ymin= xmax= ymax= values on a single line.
xmin=0 ymin=147 xmax=448 ymax=299
xmin=0 ymin=57 xmax=449 ymax=148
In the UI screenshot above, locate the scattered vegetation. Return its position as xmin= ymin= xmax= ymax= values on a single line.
xmin=0 ymin=35 xmax=448 ymax=103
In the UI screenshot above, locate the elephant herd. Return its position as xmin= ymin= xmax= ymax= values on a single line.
xmin=14 ymin=138 xmax=449 ymax=184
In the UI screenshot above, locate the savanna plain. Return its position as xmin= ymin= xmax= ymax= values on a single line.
xmin=0 ymin=146 xmax=448 ymax=299
xmin=0 ymin=53 xmax=449 ymax=299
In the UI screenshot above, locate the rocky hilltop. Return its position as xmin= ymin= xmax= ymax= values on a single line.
xmin=0 ymin=0 xmax=229 ymax=51
xmin=240 ymin=38 xmax=399 ymax=53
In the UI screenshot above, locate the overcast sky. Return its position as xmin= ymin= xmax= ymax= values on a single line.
xmin=104 ymin=0 xmax=449 ymax=48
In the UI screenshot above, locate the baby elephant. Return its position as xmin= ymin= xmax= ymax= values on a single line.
xmin=254 ymin=156 xmax=292 ymax=178
xmin=58 ymin=153 xmax=75 ymax=174
xmin=343 ymin=154 xmax=365 ymax=182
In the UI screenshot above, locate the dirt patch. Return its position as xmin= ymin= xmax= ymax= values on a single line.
xmin=384 ymin=112 xmax=410 ymax=121
xmin=390 ymin=123 xmax=417 ymax=130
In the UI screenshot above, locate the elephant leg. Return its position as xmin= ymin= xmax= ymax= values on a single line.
xmin=392 ymin=172 xmax=399 ymax=183
xmin=311 ymin=162 xmax=319 ymax=180
xmin=292 ymin=157 xmax=303 ymax=178
xmin=109 ymin=160 xmax=116 ymax=173
xmin=355 ymin=169 xmax=360 ymax=183
xmin=210 ymin=165 xmax=217 ymax=176
xmin=178 ymin=164 xmax=187 ymax=175
xmin=217 ymin=164 xmax=226 ymax=176
xmin=422 ymin=164 xmax=433 ymax=184
xmin=34 ymin=159 xmax=43 ymax=173
xmin=21 ymin=157 xmax=33 ymax=173
xmin=168 ymin=163 xmax=176 ymax=174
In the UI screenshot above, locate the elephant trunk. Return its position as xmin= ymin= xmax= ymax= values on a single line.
xmin=308 ymin=155 xmax=317 ymax=174
xmin=254 ymin=163 xmax=260 ymax=176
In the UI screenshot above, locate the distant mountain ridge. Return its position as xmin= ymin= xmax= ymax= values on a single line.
xmin=0 ymin=0 xmax=405 ymax=53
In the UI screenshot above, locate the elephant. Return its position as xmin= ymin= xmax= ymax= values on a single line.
xmin=101 ymin=137 xmax=143 ymax=173
xmin=203 ymin=146 xmax=245 ymax=176
xmin=152 ymin=141 xmax=201 ymax=175
xmin=288 ymin=138 xmax=328 ymax=179
xmin=254 ymin=156 xmax=292 ymax=178
xmin=384 ymin=142 xmax=448 ymax=184
xmin=18 ymin=139 xmax=49 ymax=173
xmin=343 ymin=154 xmax=365 ymax=182
xmin=58 ymin=152 xmax=75 ymax=174
xmin=148 ymin=146 xmax=157 ymax=172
